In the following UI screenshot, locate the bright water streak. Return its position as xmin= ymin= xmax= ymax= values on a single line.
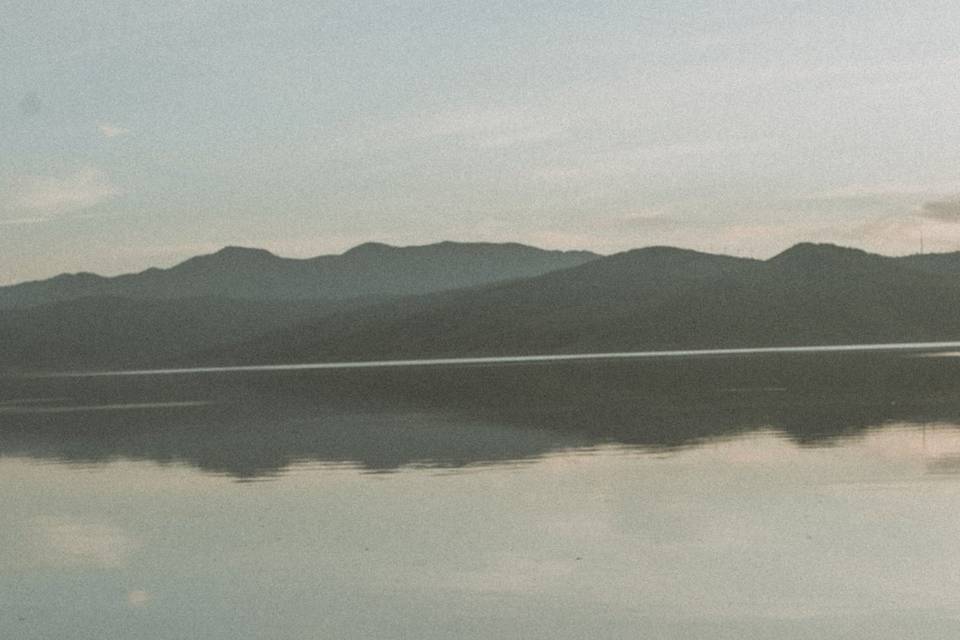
xmin=33 ymin=340 xmax=960 ymax=377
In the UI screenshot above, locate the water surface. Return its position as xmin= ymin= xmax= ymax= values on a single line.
xmin=4 ymin=350 xmax=960 ymax=638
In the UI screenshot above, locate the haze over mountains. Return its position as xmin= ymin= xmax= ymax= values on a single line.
xmin=3 ymin=240 xmax=960 ymax=371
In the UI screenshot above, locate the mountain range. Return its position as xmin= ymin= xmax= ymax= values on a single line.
xmin=0 ymin=241 xmax=596 ymax=309
xmin=3 ymin=240 xmax=960 ymax=371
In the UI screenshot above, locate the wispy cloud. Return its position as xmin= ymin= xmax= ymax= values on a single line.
xmin=917 ymin=200 xmax=960 ymax=223
xmin=363 ymin=105 xmax=569 ymax=150
xmin=8 ymin=167 xmax=119 ymax=216
xmin=810 ymin=180 xmax=960 ymax=201
xmin=616 ymin=210 xmax=682 ymax=230
xmin=98 ymin=122 xmax=130 ymax=138
xmin=0 ymin=217 xmax=46 ymax=226
xmin=534 ymin=138 xmax=781 ymax=184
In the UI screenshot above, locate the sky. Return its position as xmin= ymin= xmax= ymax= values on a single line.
xmin=4 ymin=1 xmax=960 ymax=283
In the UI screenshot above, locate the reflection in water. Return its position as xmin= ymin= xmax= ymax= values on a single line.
xmin=5 ymin=352 xmax=960 ymax=638
xmin=2 ymin=351 xmax=960 ymax=477
xmin=5 ymin=429 xmax=960 ymax=639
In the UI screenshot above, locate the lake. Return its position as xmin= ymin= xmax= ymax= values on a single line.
xmin=4 ymin=348 xmax=960 ymax=638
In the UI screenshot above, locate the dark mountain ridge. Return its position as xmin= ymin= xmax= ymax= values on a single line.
xmin=0 ymin=241 xmax=598 ymax=309
xmin=211 ymin=242 xmax=960 ymax=365
xmin=6 ymin=241 xmax=960 ymax=372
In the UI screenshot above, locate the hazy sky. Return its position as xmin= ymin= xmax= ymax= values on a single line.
xmin=4 ymin=1 xmax=960 ymax=283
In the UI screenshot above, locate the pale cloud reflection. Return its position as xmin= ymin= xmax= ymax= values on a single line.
xmin=32 ymin=515 xmax=140 ymax=568
xmin=444 ymin=557 xmax=579 ymax=594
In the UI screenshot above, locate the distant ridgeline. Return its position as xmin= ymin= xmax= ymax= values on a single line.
xmin=3 ymin=241 xmax=960 ymax=371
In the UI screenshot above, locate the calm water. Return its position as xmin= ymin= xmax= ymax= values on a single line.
xmin=5 ymin=350 xmax=960 ymax=638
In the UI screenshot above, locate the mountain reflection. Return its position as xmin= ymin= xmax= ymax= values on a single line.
xmin=3 ymin=352 xmax=960 ymax=478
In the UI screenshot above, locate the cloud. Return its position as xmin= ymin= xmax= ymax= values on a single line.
xmin=917 ymin=200 xmax=960 ymax=223
xmin=617 ymin=210 xmax=681 ymax=229
xmin=98 ymin=123 xmax=130 ymax=138
xmin=363 ymin=105 xmax=569 ymax=150
xmin=0 ymin=217 xmax=46 ymax=226
xmin=8 ymin=167 xmax=119 ymax=216
xmin=811 ymin=181 xmax=960 ymax=201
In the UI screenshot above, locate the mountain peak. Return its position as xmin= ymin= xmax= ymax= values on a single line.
xmin=614 ymin=245 xmax=733 ymax=263
xmin=168 ymin=246 xmax=280 ymax=274
xmin=770 ymin=243 xmax=873 ymax=264
xmin=211 ymin=246 xmax=277 ymax=259
xmin=628 ymin=245 xmax=709 ymax=256
xmin=341 ymin=242 xmax=398 ymax=257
